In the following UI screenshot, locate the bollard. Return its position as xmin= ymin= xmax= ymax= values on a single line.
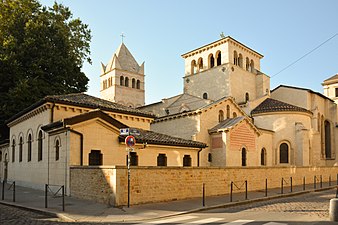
xmin=330 ymin=198 xmax=338 ymax=221
xmin=45 ymin=184 xmax=48 ymax=208
xmin=314 ymin=176 xmax=316 ymax=189
xmin=330 ymin=176 xmax=332 ymax=187
xmin=303 ymin=177 xmax=306 ymax=191
xmin=265 ymin=179 xmax=268 ymax=197
xmin=2 ymin=181 xmax=4 ymax=200
xmin=202 ymin=183 xmax=205 ymax=207
xmin=290 ymin=177 xmax=293 ymax=193
xmin=62 ymin=185 xmax=65 ymax=212
xmin=281 ymin=178 xmax=284 ymax=194
xmin=320 ymin=175 xmax=323 ymax=188
xmin=245 ymin=180 xmax=248 ymax=200
xmin=12 ymin=182 xmax=15 ymax=202
xmin=230 ymin=182 xmax=233 ymax=202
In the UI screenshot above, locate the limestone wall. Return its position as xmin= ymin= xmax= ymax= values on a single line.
xmin=70 ymin=166 xmax=338 ymax=206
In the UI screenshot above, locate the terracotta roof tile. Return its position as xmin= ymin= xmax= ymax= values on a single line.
xmin=251 ymin=98 xmax=311 ymax=115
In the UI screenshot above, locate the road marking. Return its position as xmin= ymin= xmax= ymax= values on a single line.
xmin=147 ymin=215 xmax=196 ymax=224
xmin=189 ymin=217 xmax=224 ymax=224
xmin=222 ymin=220 xmax=254 ymax=225
xmin=264 ymin=222 xmax=287 ymax=225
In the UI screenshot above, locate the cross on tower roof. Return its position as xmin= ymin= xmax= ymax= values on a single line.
xmin=120 ymin=32 xmax=125 ymax=43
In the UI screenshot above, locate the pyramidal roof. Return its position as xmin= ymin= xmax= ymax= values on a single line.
xmin=102 ymin=43 xmax=144 ymax=74
xmin=251 ymin=98 xmax=312 ymax=115
xmin=323 ymin=74 xmax=338 ymax=85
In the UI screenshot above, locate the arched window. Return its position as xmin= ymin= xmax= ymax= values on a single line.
xmin=198 ymin=57 xmax=203 ymax=72
xmin=120 ymin=76 xmax=124 ymax=86
xmin=233 ymin=51 xmax=238 ymax=65
xmin=226 ymin=105 xmax=230 ymax=119
xmin=183 ymin=155 xmax=192 ymax=167
xmin=245 ymin=92 xmax=250 ymax=102
xmin=280 ymin=143 xmax=289 ymax=163
xmin=208 ymin=54 xmax=215 ymax=68
xmin=89 ymin=150 xmax=102 ymax=165
xmin=132 ymin=78 xmax=136 ymax=88
xmin=38 ymin=130 xmax=43 ymax=161
xmin=19 ymin=137 xmax=23 ymax=162
xmin=261 ymin=148 xmax=266 ymax=166
xmin=208 ymin=153 xmax=212 ymax=162
xmin=191 ymin=60 xmax=197 ymax=75
xmin=324 ymin=120 xmax=331 ymax=159
xmin=233 ymin=112 xmax=237 ymax=118
xmin=238 ymin=54 xmax=243 ymax=68
xmin=130 ymin=152 xmax=138 ymax=166
xmin=218 ymin=110 xmax=224 ymax=122
xmin=11 ymin=139 xmax=15 ymax=162
xmin=27 ymin=134 xmax=32 ymax=162
xmin=203 ymin=93 xmax=208 ymax=99
xmin=241 ymin=148 xmax=247 ymax=166
xmin=125 ymin=77 xmax=129 ymax=87
xmin=216 ymin=51 xmax=221 ymax=66
xmin=136 ymin=80 xmax=141 ymax=89
xmin=245 ymin=57 xmax=250 ymax=71
xmin=55 ymin=140 xmax=60 ymax=161
xmin=250 ymin=60 xmax=255 ymax=73
xmin=157 ymin=153 xmax=167 ymax=166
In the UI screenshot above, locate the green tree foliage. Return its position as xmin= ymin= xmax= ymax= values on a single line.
xmin=0 ymin=0 xmax=91 ymax=139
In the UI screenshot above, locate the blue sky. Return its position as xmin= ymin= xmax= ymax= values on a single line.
xmin=40 ymin=0 xmax=338 ymax=104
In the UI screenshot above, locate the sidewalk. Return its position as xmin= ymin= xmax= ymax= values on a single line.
xmin=0 ymin=181 xmax=336 ymax=223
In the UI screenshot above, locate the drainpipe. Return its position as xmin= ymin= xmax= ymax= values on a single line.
xmin=197 ymin=148 xmax=203 ymax=167
xmin=68 ymin=129 xmax=83 ymax=166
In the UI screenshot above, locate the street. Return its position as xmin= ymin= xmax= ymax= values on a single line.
xmin=0 ymin=189 xmax=337 ymax=224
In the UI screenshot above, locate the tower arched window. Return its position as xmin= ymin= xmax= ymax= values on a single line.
xmin=233 ymin=51 xmax=238 ymax=65
xmin=324 ymin=120 xmax=331 ymax=159
xmin=245 ymin=57 xmax=250 ymax=71
xmin=27 ymin=134 xmax=32 ymax=162
xmin=226 ymin=105 xmax=230 ymax=119
xmin=38 ymin=130 xmax=43 ymax=161
xmin=245 ymin=93 xmax=250 ymax=102
xmin=208 ymin=54 xmax=215 ymax=68
xmin=55 ymin=139 xmax=60 ymax=161
xmin=203 ymin=93 xmax=208 ymax=99
xmin=125 ymin=77 xmax=129 ymax=87
xmin=120 ymin=76 xmax=124 ymax=86
xmin=218 ymin=110 xmax=224 ymax=122
xmin=233 ymin=112 xmax=237 ymax=118
xmin=11 ymin=139 xmax=15 ymax=162
xmin=198 ymin=57 xmax=203 ymax=72
xmin=136 ymin=80 xmax=141 ymax=89
xmin=19 ymin=136 xmax=23 ymax=162
xmin=216 ymin=51 xmax=221 ymax=66
xmin=279 ymin=143 xmax=289 ymax=163
xmin=261 ymin=148 xmax=266 ymax=166
xmin=191 ymin=60 xmax=197 ymax=75
xmin=238 ymin=54 xmax=243 ymax=68
xmin=132 ymin=78 xmax=136 ymax=88
xmin=241 ymin=148 xmax=247 ymax=166
xmin=250 ymin=60 xmax=255 ymax=73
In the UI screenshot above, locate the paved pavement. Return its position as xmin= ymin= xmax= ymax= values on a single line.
xmin=0 ymin=181 xmax=337 ymax=223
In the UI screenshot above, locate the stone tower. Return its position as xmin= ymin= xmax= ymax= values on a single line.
xmin=181 ymin=36 xmax=270 ymax=104
xmin=100 ymin=43 xmax=145 ymax=108
xmin=322 ymin=74 xmax=338 ymax=105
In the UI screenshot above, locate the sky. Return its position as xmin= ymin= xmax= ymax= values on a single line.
xmin=40 ymin=0 xmax=338 ymax=104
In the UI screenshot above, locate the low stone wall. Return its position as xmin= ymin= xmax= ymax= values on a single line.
xmin=70 ymin=166 xmax=338 ymax=206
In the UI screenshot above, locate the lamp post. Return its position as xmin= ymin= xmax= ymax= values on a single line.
xmin=125 ymin=135 xmax=136 ymax=208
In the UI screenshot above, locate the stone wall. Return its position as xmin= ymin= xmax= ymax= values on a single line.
xmin=70 ymin=166 xmax=338 ymax=207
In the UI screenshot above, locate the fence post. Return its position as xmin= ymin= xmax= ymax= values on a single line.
xmin=202 ymin=183 xmax=205 ymax=207
xmin=303 ymin=177 xmax=306 ymax=191
xmin=1 ymin=181 xmax=4 ymax=200
xmin=45 ymin=184 xmax=48 ymax=208
xmin=245 ymin=180 xmax=248 ymax=200
xmin=230 ymin=182 xmax=233 ymax=202
xmin=12 ymin=181 xmax=15 ymax=202
xmin=314 ymin=176 xmax=316 ymax=190
xmin=290 ymin=177 xmax=293 ymax=193
xmin=62 ymin=185 xmax=65 ymax=212
xmin=265 ymin=179 xmax=268 ymax=197
xmin=281 ymin=178 xmax=284 ymax=194
xmin=320 ymin=175 xmax=323 ymax=188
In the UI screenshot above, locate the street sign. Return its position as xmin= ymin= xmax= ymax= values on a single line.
xmin=120 ymin=128 xmax=129 ymax=136
xmin=125 ymin=135 xmax=136 ymax=147
xmin=129 ymin=128 xmax=140 ymax=136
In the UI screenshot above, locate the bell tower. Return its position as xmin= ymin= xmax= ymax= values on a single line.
xmin=100 ymin=42 xmax=145 ymax=108
xmin=322 ymin=74 xmax=338 ymax=106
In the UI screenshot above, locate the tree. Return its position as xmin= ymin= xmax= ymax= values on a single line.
xmin=0 ymin=0 xmax=91 ymax=139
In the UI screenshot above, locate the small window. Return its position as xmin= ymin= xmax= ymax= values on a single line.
xmin=226 ymin=105 xmax=230 ymax=119
xmin=183 ymin=155 xmax=192 ymax=167
xmin=245 ymin=57 xmax=249 ymax=71
xmin=130 ymin=152 xmax=138 ymax=166
xmin=218 ymin=110 xmax=224 ymax=122
xmin=325 ymin=120 xmax=331 ymax=159
xmin=132 ymin=78 xmax=136 ymax=88
xmin=233 ymin=51 xmax=238 ymax=65
xmin=209 ymin=54 xmax=215 ymax=68
xmin=120 ymin=76 xmax=124 ymax=86
xmin=11 ymin=139 xmax=15 ymax=163
xmin=38 ymin=130 xmax=43 ymax=161
xmin=203 ymin=93 xmax=208 ymax=99
xmin=245 ymin=93 xmax=250 ymax=102
xmin=233 ymin=112 xmax=237 ymax=118
xmin=216 ymin=51 xmax=221 ymax=66
xmin=280 ymin=143 xmax=289 ymax=163
xmin=208 ymin=153 xmax=212 ymax=162
xmin=19 ymin=137 xmax=23 ymax=162
xmin=198 ymin=57 xmax=203 ymax=72
xmin=89 ymin=150 xmax=103 ymax=165
xmin=191 ymin=60 xmax=197 ymax=75
xmin=238 ymin=54 xmax=243 ymax=68
xmin=27 ymin=134 xmax=32 ymax=162
xmin=125 ymin=77 xmax=129 ymax=87
xmin=55 ymin=140 xmax=60 ymax=161
xmin=335 ymin=88 xmax=338 ymax=97
xmin=136 ymin=80 xmax=141 ymax=89
xmin=250 ymin=60 xmax=255 ymax=73
xmin=241 ymin=148 xmax=247 ymax=166
xmin=261 ymin=148 xmax=266 ymax=166
xmin=157 ymin=153 xmax=167 ymax=166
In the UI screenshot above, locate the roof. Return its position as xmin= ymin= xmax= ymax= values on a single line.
xmin=251 ymin=98 xmax=312 ymax=115
xmin=208 ymin=117 xmax=245 ymax=133
xmin=323 ymin=74 xmax=338 ymax=85
xmin=42 ymin=110 xmax=207 ymax=149
xmin=271 ymin=85 xmax=334 ymax=102
xmin=6 ymin=93 xmax=155 ymax=124
xmin=181 ymin=36 xmax=263 ymax=58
